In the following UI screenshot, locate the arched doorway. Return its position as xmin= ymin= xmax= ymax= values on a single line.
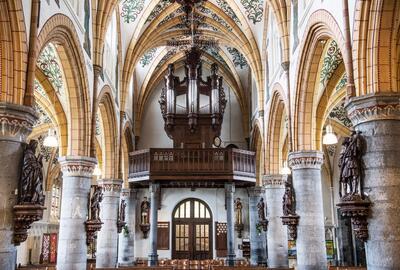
xmin=172 ymin=198 xmax=213 ymax=260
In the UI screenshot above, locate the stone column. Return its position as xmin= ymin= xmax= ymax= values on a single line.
xmin=0 ymin=103 xmax=36 ymax=270
xmin=288 ymin=151 xmax=327 ymax=270
xmin=57 ymin=156 xmax=96 ymax=270
xmin=248 ymin=186 xmax=267 ymax=266
xmin=263 ymin=174 xmax=289 ymax=268
xmin=96 ymin=179 xmax=123 ymax=268
xmin=346 ymin=94 xmax=400 ymax=269
xmin=148 ymin=183 xmax=160 ymax=266
xmin=118 ymin=188 xmax=137 ymax=266
xmin=225 ymin=183 xmax=236 ymax=266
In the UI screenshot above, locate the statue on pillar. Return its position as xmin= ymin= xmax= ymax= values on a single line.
xmin=257 ymin=197 xmax=266 ymax=221
xmin=282 ymin=176 xmax=296 ymax=216
xmin=119 ymin=199 xmax=126 ymax=222
xmin=141 ymin=197 xmax=151 ymax=225
xmin=234 ymin=198 xmax=243 ymax=225
xmin=19 ymin=140 xmax=45 ymax=205
xmin=339 ymin=130 xmax=365 ymax=198
xmin=90 ymin=186 xmax=103 ymax=221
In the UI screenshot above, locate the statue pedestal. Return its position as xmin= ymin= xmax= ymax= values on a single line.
xmin=258 ymin=219 xmax=268 ymax=232
xmin=337 ymin=194 xmax=371 ymax=242
xmin=140 ymin=224 xmax=150 ymax=239
xmin=235 ymin=223 xmax=244 ymax=238
xmin=85 ymin=219 xmax=103 ymax=245
xmin=281 ymin=215 xmax=300 ymax=240
xmin=13 ymin=204 xmax=46 ymax=245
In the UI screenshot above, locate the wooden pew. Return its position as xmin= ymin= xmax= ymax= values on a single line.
xmin=328 ymin=267 xmax=367 ymax=270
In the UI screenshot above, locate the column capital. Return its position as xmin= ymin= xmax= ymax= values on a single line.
xmin=248 ymin=186 xmax=265 ymax=197
xmin=98 ymin=179 xmax=123 ymax=193
xmin=121 ymin=188 xmax=137 ymax=198
xmin=58 ymin=156 xmax=97 ymax=177
xmin=0 ymin=102 xmax=37 ymax=142
xmin=149 ymin=182 xmax=160 ymax=193
xmin=346 ymin=93 xmax=400 ymax=126
xmin=263 ymin=174 xmax=285 ymax=188
xmin=224 ymin=182 xmax=235 ymax=193
xmin=288 ymin=150 xmax=324 ymax=170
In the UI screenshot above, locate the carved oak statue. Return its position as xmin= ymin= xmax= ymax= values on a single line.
xmin=119 ymin=199 xmax=127 ymax=222
xmin=257 ymin=197 xmax=266 ymax=221
xmin=282 ymin=176 xmax=296 ymax=216
xmin=339 ymin=131 xmax=365 ymax=198
xmin=141 ymin=197 xmax=151 ymax=225
xmin=90 ymin=186 xmax=103 ymax=220
xmin=19 ymin=140 xmax=45 ymax=205
xmin=234 ymin=198 xmax=243 ymax=225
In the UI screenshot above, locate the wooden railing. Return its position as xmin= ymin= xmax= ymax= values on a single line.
xmin=129 ymin=148 xmax=256 ymax=182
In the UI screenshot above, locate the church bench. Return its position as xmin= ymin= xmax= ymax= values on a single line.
xmin=328 ymin=267 xmax=367 ymax=270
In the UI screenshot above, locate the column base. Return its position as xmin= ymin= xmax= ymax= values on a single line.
xmin=226 ymin=254 xmax=236 ymax=266
xmin=148 ymin=254 xmax=158 ymax=266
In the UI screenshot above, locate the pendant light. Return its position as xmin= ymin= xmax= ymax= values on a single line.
xmin=281 ymin=160 xmax=291 ymax=175
xmin=43 ymin=129 xmax=59 ymax=148
xmin=323 ymin=124 xmax=338 ymax=145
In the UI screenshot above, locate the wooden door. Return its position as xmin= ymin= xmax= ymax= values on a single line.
xmin=172 ymin=199 xmax=213 ymax=259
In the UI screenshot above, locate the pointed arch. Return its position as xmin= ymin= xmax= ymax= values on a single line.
xmin=293 ymin=9 xmax=347 ymax=151
xmin=251 ymin=120 xmax=263 ymax=186
xmin=97 ymin=85 xmax=119 ymax=179
xmin=36 ymin=14 xmax=91 ymax=156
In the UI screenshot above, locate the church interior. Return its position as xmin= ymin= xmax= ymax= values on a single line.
xmin=0 ymin=0 xmax=399 ymax=270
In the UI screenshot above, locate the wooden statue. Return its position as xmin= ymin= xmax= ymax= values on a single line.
xmin=141 ymin=197 xmax=150 ymax=224
xmin=282 ymin=176 xmax=296 ymax=216
xmin=119 ymin=199 xmax=127 ymax=222
xmin=90 ymin=186 xmax=103 ymax=220
xmin=19 ymin=140 xmax=45 ymax=205
xmin=257 ymin=197 xmax=266 ymax=221
xmin=234 ymin=198 xmax=243 ymax=225
xmin=339 ymin=130 xmax=365 ymax=198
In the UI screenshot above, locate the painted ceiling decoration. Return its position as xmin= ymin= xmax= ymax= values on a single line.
xmin=33 ymin=102 xmax=52 ymax=127
xmin=96 ymin=113 xmax=102 ymax=136
xmin=335 ymin=73 xmax=347 ymax=92
xmin=37 ymin=43 xmax=64 ymax=93
xmin=140 ymin=48 xmax=158 ymax=67
xmin=215 ymin=0 xmax=241 ymax=25
xmin=146 ymin=1 xmax=172 ymax=23
xmin=156 ymin=48 xmax=178 ymax=69
xmin=227 ymin=47 xmax=248 ymax=69
xmin=240 ymin=0 xmax=264 ymax=24
xmin=34 ymin=80 xmax=48 ymax=99
xmin=320 ymin=40 xmax=343 ymax=86
xmin=121 ymin=0 xmax=145 ymax=23
xmin=329 ymin=102 xmax=352 ymax=128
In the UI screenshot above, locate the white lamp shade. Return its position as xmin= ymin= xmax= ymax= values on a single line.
xmin=281 ymin=161 xmax=291 ymax=175
xmin=43 ymin=129 xmax=59 ymax=148
xmin=323 ymin=124 xmax=338 ymax=145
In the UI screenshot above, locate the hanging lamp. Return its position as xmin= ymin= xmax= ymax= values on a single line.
xmin=43 ymin=129 xmax=59 ymax=148
xmin=281 ymin=160 xmax=291 ymax=175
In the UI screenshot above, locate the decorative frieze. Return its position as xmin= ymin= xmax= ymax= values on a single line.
xmin=58 ymin=156 xmax=97 ymax=178
xmin=98 ymin=179 xmax=123 ymax=193
xmin=263 ymin=174 xmax=285 ymax=188
xmin=288 ymin=151 xmax=324 ymax=170
xmin=345 ymin=94 xmax=400 ymax=126
xmin=0 ymin=102 xmax=37 ymax=142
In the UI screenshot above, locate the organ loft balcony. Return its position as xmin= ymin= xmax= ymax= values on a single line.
xmin=128 ymin=46 xmax=256 ymax=187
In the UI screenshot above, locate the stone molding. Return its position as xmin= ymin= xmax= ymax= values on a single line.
xmin=98 ymin=179 xmax=123 ymax=193
xmin=346 ymin=94 xmax=400 ymax=126
xmin=58 ymin=156 xmax=97 ymax=177
xmin=0 ymin=102 xmax=37 ymax=142
xmin=288 ymin=150 xmax=324 ymax=170
xmin=247 ymin=186 xmax=265 ymax=197
xmin=262 ymin=174 xmax=285 ymax=188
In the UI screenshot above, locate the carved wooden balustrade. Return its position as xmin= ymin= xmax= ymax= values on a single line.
xmin=129 ymin=148 xmax=256 ymax=184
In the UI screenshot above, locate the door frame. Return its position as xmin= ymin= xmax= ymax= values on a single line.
xmin=172 ymin=198 xmax=213 ymax=259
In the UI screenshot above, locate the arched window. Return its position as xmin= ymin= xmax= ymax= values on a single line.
xmin=104 ymin=10 xmax=118 ymax=88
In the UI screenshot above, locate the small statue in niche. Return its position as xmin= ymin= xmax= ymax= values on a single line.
xmin=119 ymin=199 xmax=126 ymax=222
xmin=339 ymin=130 xmax=365 ymax=198
xmin=141 ymin=197 xmax=150 ymax=225
xmin=19 ymin=140 xmax=45 ymax=205
xmin=90 ymin=186 xmax=103 ymax=220
xmin=234 ymin=198 xmax=243 ymax=225
xmin=257 ymin=197 xmax=266 ymax=221
xmin=282 ymin=176 xmax=296 ymax=216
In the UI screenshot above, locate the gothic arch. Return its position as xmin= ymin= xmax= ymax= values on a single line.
xmin=251 ymin=120 xmax=263 ymax=185
xmin=293 ymin=9 xmax=347 ymax=151
xmin=0 ymin=0 xmax=27 ymax=104
xmin=36 ymin=14 xmax=91 ymax=156
xmin=97 ymin=85 xmax=119 ymax=179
